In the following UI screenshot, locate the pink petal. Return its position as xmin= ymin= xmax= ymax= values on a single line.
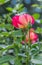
xmin=12 ymin=15 xmax=20 ymax=28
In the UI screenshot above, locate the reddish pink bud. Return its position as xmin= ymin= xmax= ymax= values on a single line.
xmin=26 ymin=28 xmax=38 ymax=44
xmin=12 ymin=14 xmax=35 ymax=29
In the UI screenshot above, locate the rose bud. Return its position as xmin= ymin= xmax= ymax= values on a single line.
xmin=26 ymin=28 xmax=38 ymax=44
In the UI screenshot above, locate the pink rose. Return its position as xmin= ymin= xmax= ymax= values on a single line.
xmin=12 ymin=14 xmax=35 ymax=29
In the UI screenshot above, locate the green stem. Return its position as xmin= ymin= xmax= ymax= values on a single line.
xmin=26 ymin=23 xmax=32 ymax=65
xmin=22 ymin=29 xmax=28 ymax=65
xmin=22 ymin=27 xmax=31 ymax=65
xmin=28 ymin=26 xmax=31 ymax=65
xmin=25 ymin=42 xmax=28 ymax=65
xmin=23 ymin=31 xmax=29 ymax=65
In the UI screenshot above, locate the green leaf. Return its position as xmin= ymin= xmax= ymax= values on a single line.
xmin=5 ymin=24 xmax=14 ymax=31
xmin=12 ymin=30 xmax=23 ymax=37
xmin=35 ymin=27 xmax=42 ymax=34
xmin=6 ymin=7 xmax=13 ymax=12
xmin=0 ymin=0 xmax=10 ymax=5
xmin=40 ymin=19 xmax=42 ymax=24
xmin=18 ymin=53 xmax=27 ymax=57
xmin=2 ymin=62 xmax=9 ymax=65
xmin=0 ymin=23 xmax=5 ymax=28
xmin=0 ymin=32 xmax=9 ymax=37
xmin=32 ymin=13 xmax=40 ymax=20
xmin=32 ymin=4 xmax=39 ymax=7
xmin=39 ymin=43 xmax=42 ymax=51
xmin=31 ymin=54 xmax=42 ymax=64
xmin=0 ymin=55 xmax=14 ymax=64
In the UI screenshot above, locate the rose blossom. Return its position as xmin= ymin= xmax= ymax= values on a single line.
xmin=12 ymin=14 xmax=34 ymax=29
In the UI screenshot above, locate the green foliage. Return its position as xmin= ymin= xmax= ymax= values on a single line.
xmin=0 ymin=55 xmax=14 ymax=64
xmin=32 ymin=13 xmax=40 ymax=20
xmin=0 ymin=0 xmax=10 ymax=5
xmin=40 ymin=19 xmax=42 ymax=24
xmin=2 ymin=63 xmax=9 ymax=65
xmin=6 ymin=4 xmax=24 ymax=13
xmin=31 ymin=54 xmax=42 ymax=64
xmin=6 ymin=7 xmax=13 ymax=12
xmin=35 ymin=27 xmax=42 ymax=34
xmin=32 ymin=4 xmax=39 ymax=7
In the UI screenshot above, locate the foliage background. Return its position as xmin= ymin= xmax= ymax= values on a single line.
xmin=0 ymin=0 xmax=42 ymax=65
